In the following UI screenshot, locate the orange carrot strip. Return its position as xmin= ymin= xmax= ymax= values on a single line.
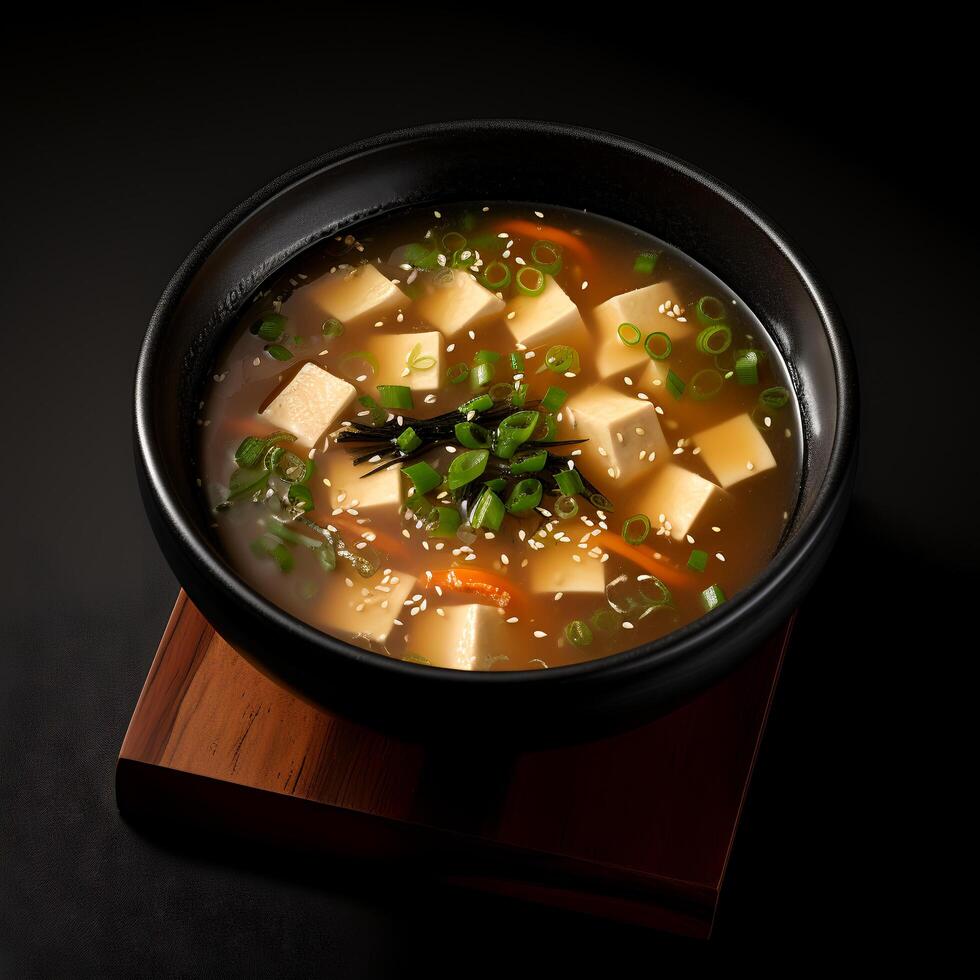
xmin=596 ymin=531 xmax=692 ymax=591
xmin=501 ymin=219 xmax=593 ymax=265
xmin=426 ymin=567 xmax=518 ymax=612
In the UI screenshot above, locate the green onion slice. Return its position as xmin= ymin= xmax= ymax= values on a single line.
xmin=494 ymin=410 xmax=539 ymax=458
xmin=617 ymin=322 xmax=642 ymax=346
xmin=396 ymin=427 xmax=422 ymax=453
xmin=564 ymin=619 xmax=593 ymax=647
xmin=377 ymin=385 xmax=414 ymax=410
xmin=447 ymin=362 xmax=470 ymax=385
xmin=696 ymin=324 xmax=732 ymax=355
xmin=483 ymin=477 xmax=507 ymax=494
xmin=403 ymin=242 xmax=441 ymax=270
xmin=541 ymin=385 xmax=567 ymax=412
xmin=227 ymin=466 xmax=270 ymax=501
xmin=470 ymin=487 xmax=506 ymax=531
xmin=666 ymin=369 xmax=686 ymax=400
xmin=357 ymin=395 xmax=386 ymax=426
xmin=644 ymin=331 xmax=672 ymax=360
xmin=340 ymin=350 xmax=380 ymax=375
xmin=264 ymin=343 xmax=293 ymax=361
xmin=321 ymin=317 xmax=344 ymax=339
xmin=505 ymin=478 xmax=543 ymax=514
xmin=510 ymin=449 xmax=547 ymax=474
xmin=689 ymin=368 xmax=724 ymax=401
xmin=234 ymin=431 xmax=296 ymax=468
xmin=510 ymin=383 xmax=529 ymax=407
xmin=447 ymin=449 xmax=489 ymax=490
xmin=760 ymin=386 xmax=790 ymax=409
xmin=403 ymin=460 xmax=442 ymax=496
xmin=538 ymin=344 xmax=580 ymax=375
xmin=480 ymin=260 xmax=511 ymax=291
xmin=406 ymin=342 xmax=437 ymax=372
xmin=622 ymin=514 xmax=651 ymax=545
xmin=471 ymin=361 xmax=495 ymax=389
xmin=442 ymin=231 xmax=466 ymax=252
xmin=554 ymin=495 xmax=579 ymax=520
xmin=554 ymin=467 xmax=584 ymax=497
xmin=695 ymin=296 xmax=727 ymax=325
xmin=509 ymin=351 xmax=525 ymax=372
xmin=515 ymin=266 xmax=546 ymax=297
xmin=427 ymin=506 xmax=461 ymax=538
xmin=489 ymin=382 xmax=515 ymax=402
xmin=700 ymin=584 xmax=727 ymax=611
xmin=473 ymin=350 xmax=501 ymax=365
xmin=687 ymin=549 xmax=709 ymax=572
xmin=633 ymin=251 xmax=659 ymax=275
xmin=530 ymin=240 xmax=562 ymax=276
xmin=590 ymin=608 xmax=622 ymax=633
xmin=458 ymin=393 xmax=493 ymax=415
xmin=735 ymin=350 xmax=759 ymax=386
xmin=287 ymin=483 xmax=314 ymax=513
xmin=454 ymin=421 xmax=490 ymax=449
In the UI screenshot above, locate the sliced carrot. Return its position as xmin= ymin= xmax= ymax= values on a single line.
xmin=501 ymin=219 xmax=593 ymax=266
xmin=426 ymin=567 xmax=519 ymax=612
xmin=595 ymin=531 xmax=692 ymax=591
xmin=327 ymin=515 xmax=407 ymax=563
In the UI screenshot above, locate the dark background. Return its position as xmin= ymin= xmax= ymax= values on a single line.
xmin=2 ymin=14 xmax=972 ymax=975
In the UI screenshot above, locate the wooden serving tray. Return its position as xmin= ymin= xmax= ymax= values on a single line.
xmin=117 ymin=592 xmax=792 ymax=938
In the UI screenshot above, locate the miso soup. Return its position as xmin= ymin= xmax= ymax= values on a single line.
xmin=199 ymin=204 xmax=803 ymax=671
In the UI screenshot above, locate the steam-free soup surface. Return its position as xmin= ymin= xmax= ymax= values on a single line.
xmin=199 ymin=204 xmax=802 ymax=671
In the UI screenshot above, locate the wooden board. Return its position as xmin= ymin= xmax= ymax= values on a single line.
xmin=117 ymin=592 xmax=792 ymax=938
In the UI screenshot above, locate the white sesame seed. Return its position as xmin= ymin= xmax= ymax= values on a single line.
xmin=533 ymin=630 xmax=547 ymax=638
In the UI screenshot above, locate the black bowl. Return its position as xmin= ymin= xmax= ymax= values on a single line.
xmin=135 ymin=120 xmax=857 ymax=745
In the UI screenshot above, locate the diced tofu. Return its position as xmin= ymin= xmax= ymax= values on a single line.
xmin=416 ymin=270 xmax=504 ymax=337
xmin=367 ymin=330 xmax=444 ymax=393
xmin=528 ymin=541 xmax=605 ymax=595
xmin=594 ymin=336 xmax=651 ymax=380
xmin=568 ymin=384 xmax=668 ymax=485
xmin=409 ymin=603 xmax=508 ymax=671
xmin=308 ymin=263 xmax=406 ymax=324
xmin=261 ymin=362 xmax=356 ymax=448
xmin=319 ymin=569 xmax=415 ymax=644
xmin=693 ymin=413 xmax=778 ymax=488
xmin=592 ymin=281 xmax=695 ymax=341
xmin=635 ymin=463 xmax=723 ymax=541
xmin=637 ymin=355 xmax=670 ymax=391
xmin=321 ymin=449 xmax=403 ymax=512
xmin=506 ymin=275 xmax=586 ymax=349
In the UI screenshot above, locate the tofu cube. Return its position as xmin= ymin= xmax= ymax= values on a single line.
xmin=261 ymin=362 xmax=356 ymax=448
xmin=528 ymin=541 xmax=605 ymax=595
xmin=416 ymin=270 xmax=504 ymax=337
xmin=506 ymin=275 xmax=586 ymax=349
xmin=592 ymin=281 xmax=695 ymax=342
xmin=568 ymin=384 xmax=668 ymax=485
xmin=368 ymin=330 xmax=444 ymax=393
xmin=308 ymin=263 xmax=406 ymax=324
xmin=319 ymin=569 xmax=416 ymax=644
xmin=594 ymin=336 xmax=652 ymax=380
xmin=636 ymin=463 xmax=723 ymax=541
xmin=693 ymin=413 xmax=778 ymax=488
xmin=321 ymin=450 xmax=403 ymax=512
xmin=637 ymin=355 xmax=670 ymax=391
xmin=410 ymin=603 xmax=508 ymax=671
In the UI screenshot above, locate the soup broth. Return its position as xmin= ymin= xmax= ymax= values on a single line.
xmin=199 ymin=203 xmax=802 ymax=671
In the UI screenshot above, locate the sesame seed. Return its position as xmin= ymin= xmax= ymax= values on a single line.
xmin=533 ymin=630 xmax=548 ymax=638
xmin=716 ymin=552 xmax=726 ymax=562
xmin=581 ymin=281 xmax=589 ymax=290
xmin=506 ymin=616 xmax=519 ymax=624
xmin=554 ymin=592 xmax=563 ymax=601
xmin=447 ymin=343 xmax=456 ymax=352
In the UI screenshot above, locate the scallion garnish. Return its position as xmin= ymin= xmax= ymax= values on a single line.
xmin=458 ymin=393 xmax=493 ymax=415
xmin=699 ymin=584 xmax=727 ymax=610
xmin=250 ymin=536 xmax=294 ymax=572
xmin=622 ymin=514 xmax=651 ymax=545
xmin=470 ymin=487 xmax=506 ymax=531
xmin=666 ymin=369 xmax=686 ymax=400
xmin=617 ymin=322 xmax=641 ymax=346
xmin=396 ymin=427 xmax=422 ymax=453
xmin=234 ymin=431 xmax=296 ymax=468
xmin=554 ymin=467 xmax=584 ymax=497
xmin=321 ymin=317 xmax=344 ymax=339
xmin=734 ymin=350 xmax=759 ymax=386
xmin=402 ymin=242 xmax=441 ymax=270
xmin=515 ymin=266 xmax=546 ymax=297
xmin=696 ymin=324 xmax=732 ymax=355
xmin=760 ymin=386 xmax=790 ymax=409
xmin=494 ymin=410 xmax=540 ymax=459
xmin=447 ymin=449 xmax=489 ymax=490
xmin=695 ymin=296 xmax=727 ymax=325
xmin=505 ymin=478 xmax=542 ymax=514
xmin=510 ymin=449 xmax=548 ymax=474
xmin=426 ymin=505 xmax=461 ymax=538
xmin=251 ymin=313 xmax=287 ymax=342
xmin=687 ymin=549 xmax=709 ymax=572
xmin=509 ymin=351 xmax=525 ymax=372
xmin=590 ymin=608 xmax=622 ymax=633
xmin=447 ymin=362 xmax=470 ymax=385
xmin=530 ymin=240 xmax=562 ymax=276
xmin=403 ymin=460 xmax=441 ymax=495
xmin=442 ymin=231 xmax=466 ymax=252
xmin=564 ymin=619 xmax=593 ymax=647
xmin=541 ymin=386 xmax=567 ymax=413
xmin=489 ymin=382 xmax=515 ymax=402
xmin=510 ymin=383 xmax=529 ymax=406
xmin=554 ymin=495 xmax=579 ymax=520
xmin=340 ymin=350 xmax=380 ymax=375
xmin=480 ymin=260 xmax=512 ymax=290
xmin=689 ymin=368 xmax=724 ymax=401
xmin=377 ymin=384 xmax=414 ymax=410
xmin=537 ymin=344 xmax=579 ymax=374
xmin=264 ymin=343 xmax=293 ymax=361
xmin=471 ymin=361 xmax=495 ymax=389
xmin=473 ymin=350 xmax=501 ymax=365
xmin=484 ymin=477 xmax=507 ymax=493
xmin=287 ymin=483 xmax=314 ymax=513
xmin=644 ymin=331 xmax=672 ymax=360
xmin=633 ymin=251 xmax=659 ymax=275
xmin=406 ymin=342 xmax=437 ymax=373
xmin=454 ymin=421 xmax=490 ymax=449
xmin=357 ymin=395 xmax=386 ymax=426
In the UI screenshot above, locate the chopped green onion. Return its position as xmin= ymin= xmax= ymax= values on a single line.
xmin=515 ymin=266 xmax=546 ymax=296
xmin=403 ymin=460 xmax=442 ymax=495
xmin=483 ymin=477 xmax=507 ymax=494
xmin=454 ymin=421 xmax=490 ymax=449
xmin=534 ymin=412 xmax=559 ymax=442
xmin=538 ymin=344 xmax=579 ymax=374
xmin=695 ymin=296 xmax=727 ymax=325
xmin=687 ymin=549 xmax=709 ymax=572
xmin=272 ymin=451 xmax=313 ymax=484
xmin=760 ymin=386 xmax=790 ymax=408
xmin=321 ymin=317 xmax=344 ymax=339
xmin=250 ymin=536 xmax=294 ymax=572
xmin=494 ymin=410 xmax=540 ymax=458
xmin=622 ymin=514 xmax=651 ymax=545
xmin=735 ymin=350 xmax=759 ymax=386
xmin=287 ymin=483 xmax=314 ymax=512
xmin=696 ymin=324 xmax=732 ymax=355
xmin=234 ymin=431 xmax=296 ymax=468
xmin=510 ymin=449 xmax=547 ymax=474
xmin=427 ymin=506 xmax=461 ymax=538
xmin=458 ymin=393 xmax=493 ymax=415
xmin=644 ymin=331 xmax=672 ymax=361
xmin=489 ymin=382 xmax=515 ymax=402
xmin=538 ymin=386 xmax=565 ymax=412
xmin=530 ymin=240 xmax=562 ymax=276
xmin=227 ymin=466 xmax=270 ymax=501
xmin=554 ymin=495 xmax=579 ymax=520
xmin=473 ymin=350 xmax=501 ymax=365
xmin=509 ymin=351 xmax=525 ymax=372
xmin=633 ymin=251 xmax=659 ymax=275
xmin=510 ymin=383 xmax=529 ymax=407
xmin=471 ymin=361 xmax=495 ymax=388
xmin=589 ymin=491 xmax=614 ymax=512
xmin=377 ymin=385 xmax=414 ymax=410
xmin=700 ymin=584 xmax=727 ymax=610
xmin=447 ymin=362 xmax=470 ymax=385
xmin=590 ymin=608 xmax=622 ymax=633
xmin=264 ymin=343 xmax=293 ymax=361
xmin=636 ymin=576 xmax=672 ymax=609
xmin=447 ymin=449 xmax=489 ymax=490
xmin=690 ymin=368 xmax=724 ymax=401
xmin=666 ymin=369 xmax=686 ymax=400
xmin=403 ymin=242 xmax=441 ymax=270
xmin=396 ymin=427 xmax=422 ymax=453
xmin=406 ymin=342 xmax=436 ymax=372
xmin=505 ymin=478 xmax=542 ymax=513
xmin=564 ymin=619 xmax=593 ymax=647
xmin=470 ymin=487 xmax=506 ymax=531
xmin=340 ymin=350 xmax=380 ymax=375
xmin=480 ymin=260 xmax=511 ymax=290
xmin=617 ymin=322 xmax=641 ymax=346
xmin=442 ymin=231 xmax=466 ymax=252
xmin=554 ymin=467 xmax=584 ymax=497
xmin=251 ymin=313 xmax=287 ymax=342
xmin=357 ymin=394 xmax=386 ymax=426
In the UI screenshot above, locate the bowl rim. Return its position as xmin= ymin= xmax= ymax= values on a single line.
xmin=135 ymin=118 xmax=858 ymax=689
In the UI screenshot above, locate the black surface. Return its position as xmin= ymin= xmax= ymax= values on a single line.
xmin=2 ymin=16 xmax=972 ymax=976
